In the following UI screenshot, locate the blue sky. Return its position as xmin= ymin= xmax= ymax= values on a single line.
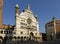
xmin=3 ymin=0 xmax=60 ymax=33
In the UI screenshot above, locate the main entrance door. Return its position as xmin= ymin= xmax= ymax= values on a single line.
xmin=30 ymin=32 xmax=34 ymax=40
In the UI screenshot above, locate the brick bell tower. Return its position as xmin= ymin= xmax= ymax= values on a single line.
xmin=0 ymin=0 xmax=3 ymax=28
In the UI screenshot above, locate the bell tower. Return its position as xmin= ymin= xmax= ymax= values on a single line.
xmin=0 ymin=0 xmax=3 ymax=28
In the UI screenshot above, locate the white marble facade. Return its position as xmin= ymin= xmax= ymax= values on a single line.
xmin=14 ymin=4 xmax=42 ymax=41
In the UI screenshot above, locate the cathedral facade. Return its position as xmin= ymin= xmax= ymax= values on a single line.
xmin=13 ymin=4 xmax=42 ymax=41
xmin=0 ymin=0 xmax=42 ymax=43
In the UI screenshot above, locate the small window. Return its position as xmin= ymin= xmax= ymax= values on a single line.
xmin=4 ymin=31 xmax=6 ymax=34
xmin=21 ymin=32 xmax=23 ymax=34
xmin=9 ymin=31 xmax=12 ymax=34
xmin=1 ymin=30 xmax=3 ymax=34
xmin=4 ymin=31 xmax=8 ymax=34
xmin=21 ymin=26 xmax=26 ymax=29
xmin=21 ymin=19 xmax=25 ymax=22
xmin=35 ymin=33 xmax=37 ymax=35
xmin=20 ymin=22 xmax=27 ymax=25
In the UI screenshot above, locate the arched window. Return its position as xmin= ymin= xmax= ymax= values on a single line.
xmin=1 ymin=30 xmax=3 ymax=34
xmin=21 ymin=32 xmax=23 ymax=34
xmin=30 ymin=32 xmax=34 ymax=37
xmin=35 ymin=33 xmax=37 ymax=35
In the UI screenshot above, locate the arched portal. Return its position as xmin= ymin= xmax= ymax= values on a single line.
xmin=0 ymin=36 xmax=3 ymax=42
xmin=21 ymin=36 xmax=23 ymax=42
xmin=30 ymin=32 xmax=34 ymax=40
xmin=50 ymin=35 xmax=52 ymax=40
xmin=14 ymin=36 xmax=17 ymax=39
xmin=3 ymin=36 xmax=8 ymax=44
xmin=30 ymin=32 xmax=34 ymax=37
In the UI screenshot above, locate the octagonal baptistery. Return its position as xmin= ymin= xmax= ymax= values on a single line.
xmin=13 ymin=4 xmax=42 ymax=42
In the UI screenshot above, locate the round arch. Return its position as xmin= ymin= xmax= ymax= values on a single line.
xmin=30 ymin=32 xmax=34 ymax=37
xmin=0 ymin=36 xmax=3 ymax=42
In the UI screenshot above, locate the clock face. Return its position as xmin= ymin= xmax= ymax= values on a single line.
xmin=27 ymin=18 xmax=32 ymax=24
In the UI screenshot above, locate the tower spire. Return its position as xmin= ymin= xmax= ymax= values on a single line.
xmin=35 ymin=15 xmax=38 ymax=21
xmin=16 ymin=4 xmax=19 ymax=8
xmin=27 ymin=4 xmax=30 ymax=10
xmin=15 ymin=4 xmax=20 ymax=15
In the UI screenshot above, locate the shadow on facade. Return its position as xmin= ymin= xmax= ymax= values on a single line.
xmin=56 ymin=32 xmax=60 ymax=39
xmin=5 ymin=38 xmax=39 ymax=44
